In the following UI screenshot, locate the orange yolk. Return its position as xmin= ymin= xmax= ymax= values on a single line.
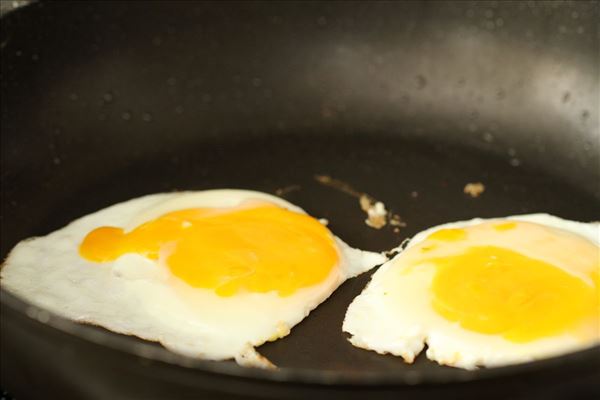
xmin=428 ymin=228 xmax=467 ymax=242
xmin=430 ymin=246 xmax=597 ymax=342
xmin=415 ymin=223 xmax=599 ymax=342
xmin=493 ymin=222 xmax=517 ymax=231
xmin=80 ymin=204 xmax=339 ymax=296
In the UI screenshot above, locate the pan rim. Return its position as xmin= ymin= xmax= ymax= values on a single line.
xmin=2 ymin=287 xmax=599 ymax=386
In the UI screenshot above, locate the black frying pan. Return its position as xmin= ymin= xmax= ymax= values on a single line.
xmin=1 ymin=1 xmax=599 ymax=399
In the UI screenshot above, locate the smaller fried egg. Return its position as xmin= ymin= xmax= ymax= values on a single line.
xmin=1 ymin=190 xmax=386 ymax=366
xmin=343 ymin=214 xmax=599 ymax=369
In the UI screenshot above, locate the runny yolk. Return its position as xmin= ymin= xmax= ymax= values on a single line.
xmin=429 ymin=246 xmax=597 ymax=342
xmin=79 ymin=204 xmax=339 ymax=296
xmin=493 ymin=222 xmax=517 ymax=231
xmin=428 ymin=228 xmax=467 ymax=242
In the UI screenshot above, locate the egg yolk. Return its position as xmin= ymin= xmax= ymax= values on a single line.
xmin=80 ymin=204 xmax=339 ymax=296
xmin=428 ymin=228 xmax=467 ymax=242
xmin=493 ymin=222 xmax=517 ymax=231
xmin=430 ymin=246 xmax=597 ymax=342
xmin=408 ymin=222 xmax=599 ymax=342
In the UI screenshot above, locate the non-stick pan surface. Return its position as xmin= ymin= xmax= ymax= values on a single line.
xmin=1 ymin=1 xmax=599 ymax=399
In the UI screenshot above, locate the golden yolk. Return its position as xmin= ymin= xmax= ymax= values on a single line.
xmin=430 ymin=246 xmax=597 ymax=342
xmin=80 ymin=204 xmax=339 ymax=296
xmin=428 ymin=228 xmax=467 ymax=242
xmin=493 ymin=222 xmax=517 ymax=231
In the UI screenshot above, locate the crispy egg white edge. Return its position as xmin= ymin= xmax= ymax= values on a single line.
xmin=1 ymin=190 xmax=386 ymax=367
xmin=342 ymin=214 xmax=600 ymax=370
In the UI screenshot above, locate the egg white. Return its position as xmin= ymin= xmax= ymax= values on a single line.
xmin=1 ymin=189 xmax=386 ymax=366
xmin=343 ymin=214 xmax=600 ymax=370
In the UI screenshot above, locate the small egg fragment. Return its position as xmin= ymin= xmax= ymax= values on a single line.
xmin=1 ymin=189 xmax=386 ymax=366
xmin=343 ymin=214 xmax=599 ymax=369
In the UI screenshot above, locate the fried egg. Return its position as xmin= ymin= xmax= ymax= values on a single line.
xmin=1 ymin=189 xmax=386 ymax=366
xmin=343 ymin=214 xmax=599 ymax=369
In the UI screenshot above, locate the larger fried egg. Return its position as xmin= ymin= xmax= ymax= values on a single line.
xmin=1 ymin=189 xmax=386 ymax=366
xmin=343 ymin=214 xmax=599 ymax=369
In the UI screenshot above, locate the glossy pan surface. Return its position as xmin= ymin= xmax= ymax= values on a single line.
xmin=1 ymin=1 xmax=599 ymax=399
